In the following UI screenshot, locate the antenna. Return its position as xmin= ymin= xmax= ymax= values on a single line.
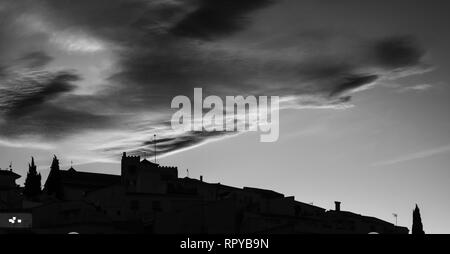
xmin=9 ymin=161 xmax=12 ymax=171
xmin=154 ymin=134 xmax=157 ymax=163
xmin=393 ymin=213 xmax=398 ymax=226
xmin=187 ymin=169 xmax=189 ymax=178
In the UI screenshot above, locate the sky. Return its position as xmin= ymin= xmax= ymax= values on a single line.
xmin=0 ymin=0 xmax=450 ymax=233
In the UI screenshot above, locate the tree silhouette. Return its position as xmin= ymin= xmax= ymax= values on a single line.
xmin=412 ymin=204 xmax=425 ymax=234
xmin=23 ymin=157 xmax=42 ymax=199
xmin=43 ymin=155 xmax=64 ymax=200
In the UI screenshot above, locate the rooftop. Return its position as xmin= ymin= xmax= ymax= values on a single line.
xmin=60 ymin=167 xmax=120 ymax=189
xmin=0 ymin=169 xmax=21 ymax=179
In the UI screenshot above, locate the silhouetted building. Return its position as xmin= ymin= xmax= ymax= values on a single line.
xmin=121 ymin=153 xmax=177 ymax=193
xmin=31 ymin=200 xmax=127 ymax=234
xmin=59 ymin=166 xmax=120 ymax=200
xmin=0 ymin=153 xmax=410 ymax=234
xmin=0 ymin=169 xmax=22 ymax=209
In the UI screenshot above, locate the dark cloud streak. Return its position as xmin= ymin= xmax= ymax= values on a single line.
xmin=170 ymin=0 xmax=274 ymax=40
xmin=329 ymin=75 xmax=378 ymax=97
xmin=4 ymin=72 xmax=79 ymax=118
xmin=0 ymin=0 xmax=431 ymax=160
xmin=18 ymin=51 xmax=53 ymax=69
xmin=373 ymin=36 xmax=425 ymax=69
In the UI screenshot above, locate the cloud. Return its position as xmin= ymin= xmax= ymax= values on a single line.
xmin=329 ymin=75 xmax=379 ymax=97
xmin=17 ymin=51 xmax=53 ymax=69
xmin=399 ymin=84 xmax=433 ymax=93
xmin=49 ymin=30 xmax=106 ymax=53
xmin=0 ymin=70 xmax=114 ymax=139
xmin=0 ymin=0 xmax=432 ymax=161
xmin=0 ymin=104 xmax=113 ymax=140
xmin=372 ymin=144 xmax=450 ymax=167
xmin=372 ymin=36 xmax=425 ymax=69
xmin=135 ymin=130 xmax=235 ymax=158
xmin=1 ymin=71 xmax=79 ymax=118
xmin=170 ymin=0 xmax=273 ymax=40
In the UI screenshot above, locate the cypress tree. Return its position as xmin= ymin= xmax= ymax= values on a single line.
xmin=23 ymin=157 xmax=42 ymax=198
xmin=412 ymin=204 xmax=425 ymax=234
xmin=43 ymin=155 xmax=64 ymax=199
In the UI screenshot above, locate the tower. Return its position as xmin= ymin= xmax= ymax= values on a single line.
xmin=121 ymin=152 xmax=141 ymax=192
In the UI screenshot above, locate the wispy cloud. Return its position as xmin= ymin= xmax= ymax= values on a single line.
xmin=372 ymin=144 xmax=450 ymax=167
xmin=0 ymin=0 xmax=433 ymax=161
xmin=399 ymin=84 xmax=433 ymax=93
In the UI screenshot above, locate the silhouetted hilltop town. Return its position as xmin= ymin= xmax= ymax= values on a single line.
xmin=0 ymin=153 xmax=410 ymax=234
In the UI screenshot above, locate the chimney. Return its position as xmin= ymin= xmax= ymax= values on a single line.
xmin=200 ymin=175 xmax=203 ymax=182
xmin=335 ymin=201 xmax=341 ymax=212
